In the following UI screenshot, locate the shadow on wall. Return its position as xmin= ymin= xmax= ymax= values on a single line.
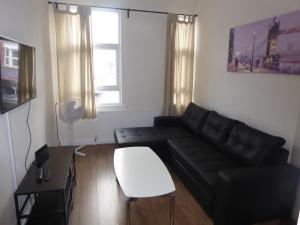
xmin=291 ymin=110 xmax=300 ymax=219
xmin=0 ymin=195 xmax=16 ymax=225
xmin=291 ymin=108 xmax=300 ymax=166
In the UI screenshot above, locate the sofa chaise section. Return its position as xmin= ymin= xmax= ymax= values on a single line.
xmin=114 ymin=103 xmax=209 ymax=159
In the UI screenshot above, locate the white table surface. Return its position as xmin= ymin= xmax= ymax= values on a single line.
xmin=114 ymin=147 xmax=176 ymax=198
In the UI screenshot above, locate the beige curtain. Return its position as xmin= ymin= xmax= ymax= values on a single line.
xmin=18 ymin=45 xmax=36 ymax=103
xmin=49 ymin=4 xmax=96 ymax=119
xmin=163 ymin=14 xmax=195 ymax=116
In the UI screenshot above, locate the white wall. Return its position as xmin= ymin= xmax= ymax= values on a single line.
xmin=121 ymin=11 xmax=166 ymax=111
xmin=60 ymin=0 xmax=198 ymax=14
xmin=54 ymin=0 xmax=198 ymax=145
xmin=0 ymin=0 xmax=54 ymax=224
xmin=0 ymin=116 xmax=16 ymax=225
xmin=193 ymin=0 xmax=300 ymax=219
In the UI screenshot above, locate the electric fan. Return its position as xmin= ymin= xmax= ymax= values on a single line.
xmin=60 ymin=98 xmax=86 ymax=156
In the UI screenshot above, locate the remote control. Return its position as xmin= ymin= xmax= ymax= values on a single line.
xmin=36 ymin=168 xmax=43 ymax=183
xmin=43 ymin=167 xmax=50 ymax=182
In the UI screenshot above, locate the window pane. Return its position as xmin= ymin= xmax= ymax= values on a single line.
xmin=92 ymin=10 xmax=119 ymax=44
xmin=12 ymin=59 xmax=18 ymax=67
xmin=5 ymin=58 xmax=9 ymax=65
xmin=95 ymin=91 xmax=120 ymax=104
xmin=12 ymin=50 xmax=18 ymax=58
xmin=93 ymin=48 xmax=117 ymax=87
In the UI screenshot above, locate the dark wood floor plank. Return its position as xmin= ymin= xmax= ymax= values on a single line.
xmin=69 ymin=148 xmax=99 ymax=225
xmin=104 ymin=146 xmax=127 ymax=225
xmin=96 ymin=147 xmax=119 ymax=225
xmin=68 ymin=145 xmax=296 ymax=225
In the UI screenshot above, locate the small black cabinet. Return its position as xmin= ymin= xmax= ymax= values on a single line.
xmin=14 ymin=147 xmax=76 ymax=225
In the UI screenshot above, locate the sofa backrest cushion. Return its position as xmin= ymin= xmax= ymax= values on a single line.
xmin=263 ymin=148 xmax=289 ymax=165
xmin=182 ymin=103 xmax=209 ymax=135
xmin=225 ymin=122 xmax=286 ymax=166
xmin=201 ymin=111 xmax=236 ymax=148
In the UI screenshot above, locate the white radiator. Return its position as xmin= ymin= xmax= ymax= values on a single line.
xmin=97 ymin=110 xmax=161 ymax=144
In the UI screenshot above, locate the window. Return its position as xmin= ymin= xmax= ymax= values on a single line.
xmin=91 ymin=9 xmax=121 ymax=105
xmin=3 ymin=42 xmax=19 ymax=69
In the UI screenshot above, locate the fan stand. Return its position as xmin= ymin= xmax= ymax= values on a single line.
xmin=74 ymin=146 xmax=86 ymax=157
xmin=67 ymin=122 xmax=86 ymax=157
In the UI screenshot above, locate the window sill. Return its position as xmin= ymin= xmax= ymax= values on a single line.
xmin=96 ymin=104 xmax=127 ymax=112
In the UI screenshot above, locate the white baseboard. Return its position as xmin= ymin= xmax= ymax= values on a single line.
xmin=60 ymin=138 xmax=115 ymax=146
xmin=96 ymin=139 xmax=115 ymax=144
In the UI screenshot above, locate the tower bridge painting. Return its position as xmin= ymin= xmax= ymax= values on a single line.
xmin=227 ymin=10 xmax=300 ymax=75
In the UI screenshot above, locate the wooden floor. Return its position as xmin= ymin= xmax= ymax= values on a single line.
xmin=69 ymin=145 xmax=295 ymax=225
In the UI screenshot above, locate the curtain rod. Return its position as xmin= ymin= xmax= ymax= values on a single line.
xmin=47 ymin=1 xmax=198 ymax=18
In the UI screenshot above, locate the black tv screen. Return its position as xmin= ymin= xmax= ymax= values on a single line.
xmin=0 ymin=36 xmax=36 ymax=114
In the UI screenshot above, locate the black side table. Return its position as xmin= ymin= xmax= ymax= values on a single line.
xmin=14 ymin=147 xmax=76 ymax=225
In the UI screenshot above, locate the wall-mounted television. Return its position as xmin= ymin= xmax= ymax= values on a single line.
xmin=0 ymin=36 xmax=36 ymax=114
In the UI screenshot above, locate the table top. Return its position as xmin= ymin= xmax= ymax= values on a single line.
xmin=15 ymin=146 xmax=74 ymax=195
xmin=114 ymin=147 xmax=175 ymax=198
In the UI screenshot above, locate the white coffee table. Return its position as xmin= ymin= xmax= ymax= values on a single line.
xmin=114 ymin=146 xmax=176 ymax=225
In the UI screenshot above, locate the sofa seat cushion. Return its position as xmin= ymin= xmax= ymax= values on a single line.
xmin=114 ymin=127 xmax=192 ymax=147
xmin=225 ymin=122 xmax=286 ymax=166
xmin=182 ymin=103 xmax=209 ymax=135
xmin=201 ymin=111 xmax=236 ymax=148
xmin=167 ymin=137 xmax=241 ymax=195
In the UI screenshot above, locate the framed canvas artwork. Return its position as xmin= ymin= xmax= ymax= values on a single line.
xmin=227 ymin=10 xmax=300 ymax=75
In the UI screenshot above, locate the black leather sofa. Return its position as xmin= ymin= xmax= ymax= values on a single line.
xmin=114 ymin=103 xmax=299 ymax=225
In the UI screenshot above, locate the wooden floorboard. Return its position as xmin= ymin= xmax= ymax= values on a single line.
xmin=69 ymin=145 xmax=295 ymax=225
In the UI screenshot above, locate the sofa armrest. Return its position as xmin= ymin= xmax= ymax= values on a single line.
xmin=153 ymin=116 xmax=182 ymax=127
xmin=213 ymin=165 xmax=299 ymax=225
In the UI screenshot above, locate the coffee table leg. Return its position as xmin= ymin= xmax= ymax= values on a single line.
xmin=169 ymin=195 xmax=175 ymax=225
xmin=127 ymin=199 xmax=131 ymax=225
xmin=127 ymin=198 xmax=136 ymax=225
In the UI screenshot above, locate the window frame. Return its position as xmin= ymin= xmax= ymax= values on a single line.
xmin=3 ymin=47 xmax=19 ymax=69
xmin=91 ymin=8 xmax=122 ymax=106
